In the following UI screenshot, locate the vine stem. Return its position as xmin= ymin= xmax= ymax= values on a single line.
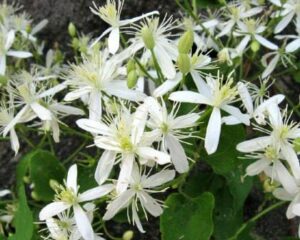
xmin=228 ymin=201 xmax=286 ymax=240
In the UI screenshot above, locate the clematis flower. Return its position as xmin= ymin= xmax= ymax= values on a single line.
xmin=236 ymin=81 xmax=285 ymax=125
xmin=3 ymin=71 xmax=66 ymax=137
xmin=64 ymin=50 xmax=146 ymax=121
xmin=217 ymin=2 xmax=263 ymax=38
xmin=90 ymin=0 xmax=158 ymax=54
xmin=234 ymin=19 xmax=278 ymax=56
xmin=77 ymin=103 xmax=171 ymax=194
xmin=237 ymin=105 xmax=300 ymax=180
xmin=103 ymin=163 xmax=175 ymax=233
xmin=39 ymin=164 xmax=113 ymax=240
xmin=0 ymin=28 xmax=32 ymax=75
xmin=145 ymin=97 xmax=199 ymax=173
xmin=43 ymin=203 xmax=105 ymax=240
xmin=126 ymin=16 xmax=178 ymax=79
xmin=169 ymin=72 xmax=250 ymax=154
xmin=271 ymin=0 xmax=300 ymax=33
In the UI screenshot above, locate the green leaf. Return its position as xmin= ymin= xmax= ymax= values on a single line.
xmin=160 ymin=192 xmax=215 ymax=240
xmin=10 ymin=185 xmax=34 ymax=240
xmin=203 ymin=124 xmax=246 ymax=175
xmin=196 ymin=0 xmax=223 ymax=8
xmin=29 ymin=150 xmax=65 ymax=201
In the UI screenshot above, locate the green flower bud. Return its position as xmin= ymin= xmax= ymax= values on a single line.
xmin=26 ymin=24 xmax=31 ymax=33
xmin=50 ymin=179 xmax=60 ymax=191
xmin=31 ymin=191 xmax=40 ymax=201
xmin=68 ymin=22 xmax=77 ymax=37
xmin=263 ymin=178 xmax=279 ymax=193
xmin=293 ymin=138 xmax=300 ymax=153
xmin=122 ymin=230 xmax=134 ymax=240
xmin=0 ymin=74 xmax=8 ymax=86
xmin=127 ymin=59 xmax=136 ymax=74
xmin=141 ymin=26 xmax=155 ymax=50
xmin=23 ymin=176 xmax=31 ymax=184
xmin=177 ymin=54 xmax=191 ymax=74
xmin=127 ymin=70 xmax=138 ymax=89
xmin=250 ymin=40 xmax=260 ymax=52
xmin=72 ymin=38 xmax=80 ymax=49
xmin=178 ymin=30 xmax=194 ymax=54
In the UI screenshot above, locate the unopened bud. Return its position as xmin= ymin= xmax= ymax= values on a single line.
xmin=127 ymin=70 xmax=138 ymax=89
xmin=0 ymin=75 xmax=8 ymax=86
xmin=251 ymin=40 xmax=260 ymax=52
xmin=26 ymin=24 xmax=31 ymax=33
xmin=72 ymin=38 xmax=80 ymax=49
xmin=68 ymin=22 xmax=77 ymax=37
xmin=141 ymin=26 xmax=155 ymax=50
xmin=177 ymin=54 xmax=191 ymax=74
xmin=127 ymin=59 xmax=136 ymax=74
xmin=23 ymin=176 xmax=31 ymax=184
xmin=218 ymin=48 xmax=232 ymax=65
xmin=178 ymin=30 xmax=194 ymax=54
xmin=293 ymin=138 xmax=300 ymax=153
xmin=31 ymin=191 xmax=39 ymax=201
xmin=122 ymin=230 xmax=134 ymax=240
xmin=263 ymin=178 xmax=279 ymax=193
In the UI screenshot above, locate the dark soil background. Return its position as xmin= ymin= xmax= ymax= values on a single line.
xmin=1 ymin=0 xmax=300 ymax=239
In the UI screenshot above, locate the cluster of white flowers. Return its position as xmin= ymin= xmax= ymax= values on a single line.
xmin=0 ymin=0 xmax=300 ymax=239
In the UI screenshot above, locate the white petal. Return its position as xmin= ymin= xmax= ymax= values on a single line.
xmin=254 ymin=35 xmax=278 ymax=50
xmin=3 ymin=105 xmax=29 ymax=136
xmin=205 ymin=107 xmax=221 ymax=154
xmin=79 ymin=184 xmax=114 ymax=202
xmin=286 ymin=38 xmax=300 ymax=52
xmin=190 ymin=71 xmax=211 ymax=97
xmin=137 ymin=147 xmax=171 ymax=164
xmin=74 ymin=205 xmax=95 ymax=240
xmin=275 ymin=12 xmax=294 ymax=33
xmin=153 ymin=76 xmax=181 ymax=97
xmin=281 ymin=144 xmax=300 ymax=180
xmin=76 ymin=119 xmax=112 ymax=135
xmin=120 ymin=11 xmax=159 ymax=25
xmin=10 ymin=128 xmax=20 ymax=154
xmin=237 ymin=82 xmax=253 ymax=114
xmin=116 ymin=154 xmax=135 ymax=194
xmin=131 ymin=103 xmax=148 ymax=145
xmin=222 ymin=105 xmax=250 ymax=125
xmin=67 ymin=164 xmax=78 ymax=193
xmin=274 ymin=160 xmax=298 ymax=195
xmin=0 ymin=55 xmax=6 ymax=75
xmin=172 ymin=113 xmax=199 ymax=129
xmin=64 ymin=87 xmax=92 ymax=101
xmin=143 ymin=169 xmax=175 ymax=188
xmin=273 ymin=188 xmax=294 ymax=201
xmin=246 ymin=159 xmax=270 ymax=176
xmin=38 ymin=84 xmax=66 ymax=98
xmin=138 ymin=191 xmax=163 ymax=216
xmin=236 ymin=136 xmax=272 ymax=152
xmin=94 ymin=136 xmax=122 ymax=151
xmin=154 ymin=45 xmax=176 ymax=79
xmin=0 ymin=190 xmax=11 ymax=197
xmin=108 ymin=27 xmax=120 ymax=54
xmin=39 ymin=202 xmax=71 ymax=220
xmin=95 ymin=150 xmax=116 ymax=185
xmin=105 ymin=81 xmax=146 ymax=101
xmin=89 ymin=91 xmax=102 ymax=121
xmin=6 ymin=50 xmax=32 ymax=58
xmin=5 ymin=30 xmax=15 ymax=50
xmin=103 ymin=189 xmax=135 ymax=220
xmin=169 ymin=91 xmax=212 ymax=105
xmin=262 ymin=54 xmax=280 ymax=78
xmin=131 ymin=203 xmax=145 ymax=233
xmin=31 ymin=19 xmax=48 ymax=34
xmin=30 ymin=102 xmax=52 ymax=121
xmin=236 ymin=35 xmax=251 ymax=55
xmin=165 ymin=134 xmax=189 ymax=173
xmin=51 ymin=104 xmax=84 ymax=116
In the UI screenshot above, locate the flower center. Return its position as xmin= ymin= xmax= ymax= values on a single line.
xmin=99 ymin=1 xmax=119 ymax=27
xmin=213 ymin=77 xmax=237 ymax=107
xmin=245 ymin=19 xmax=256 ymax=34
xmin=54 ymin=186 xmax=77 ymax=204
xmin=160 ymin=122 xmax=169 ymax=134
xmin=264 ymin=146 xmax=278 ymax=161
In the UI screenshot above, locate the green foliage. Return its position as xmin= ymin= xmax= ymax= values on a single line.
xmin=160 ymin=192 xmax=215 ymax=240
xmin=196 ymin=0 xmax=224 ymax=8
xmin=8 ymin=185 xmax=34 ymax=240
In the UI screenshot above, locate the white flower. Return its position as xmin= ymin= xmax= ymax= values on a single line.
xmin=39 ymin=164 xmax=114 ymax=240
xmin=103 ymin=163 xmax=175 ymax=233
xmin=90 ymin=0 xmax=158 ymax=54
xmin=145 ymin=97 xmax=199 ymax=173
xmin=64 ymin=50 xmax=146 ymax=121
xmin=153 ymin=50 xmax=214 ymax=97
xmin=234 ymin=19 xmax=278 ymax=55
xmin=273 ymin=0 xmax=300 ymax=33
xmin=43 ymin=203 xmax=105 ymax=240
xmin=237 ymin=81 xmax=285 ymax=125
xmin=169 ymin=72 xmax=250 ymax=154
xmin=237 ymin=105 xmax=300 ymax=179
xmin=77 ymin=103 xmax=171 ymax=194
xmin=3 ymin=71 xmax=66 ymax=137
xmin=217 ymin=2 xmax=263 ymax=38
xmin=0 ymin=28 xmax=32 ymax=75
xmin=126 ymin=16 xmax=178 ymax=79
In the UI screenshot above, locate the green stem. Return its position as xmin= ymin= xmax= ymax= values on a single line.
xmin=228 ymin=201 xmax=286 ymax=240
xmin=102 ymin=222 xmax=122 ymax=240
xmin=150 ymin=48 xmax=164 ymax=84
xmin=63 ymin=139 xmax=88 ymax=163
